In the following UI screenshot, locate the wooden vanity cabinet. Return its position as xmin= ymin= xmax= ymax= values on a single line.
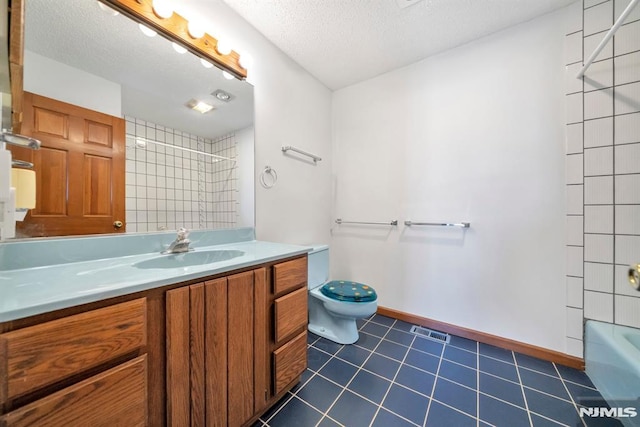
xmin=166 ymin=255 xmax=309 ymax=427
xmin=0 ymin=253 xmax=308 ymax=427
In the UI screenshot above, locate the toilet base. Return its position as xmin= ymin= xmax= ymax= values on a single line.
xmin=308 ymin=294 xmax=361 ymax=344
xmin=308 ymin=320 xmax=358 ymax=345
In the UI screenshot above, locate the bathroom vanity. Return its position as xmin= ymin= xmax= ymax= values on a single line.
xmin=0 ymin=231 xmax=309 ymax=426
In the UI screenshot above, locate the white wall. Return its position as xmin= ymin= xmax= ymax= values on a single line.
xmin=332 ymin=8 xmax=569 ymax=352
xmin=177 ymin=1 xmax=333 ymax=246
xmin=23 ymin=50 xmax=121 ymax=117
xmin=236 ymin=126 xmax=255 ymax=228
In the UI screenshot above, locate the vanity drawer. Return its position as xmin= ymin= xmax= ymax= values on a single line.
xmin=273 ymin=257 xmax=307 ymax=295
xmin=274 ymin=287 xmax=307 ymax=344
xmin=272 ymin=330 xmax=307 ymax=395
xmin=0 ymin=355 xmax=147 ymax=427
xmin=0 ymin=298 xmax=147 ymax=402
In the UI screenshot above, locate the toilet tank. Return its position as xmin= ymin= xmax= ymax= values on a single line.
xmin=307 ymin=245 xmax=329 ymax=289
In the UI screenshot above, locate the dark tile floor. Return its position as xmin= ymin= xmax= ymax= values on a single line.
xmin=254 ymin=314 xmax=621 ymax=427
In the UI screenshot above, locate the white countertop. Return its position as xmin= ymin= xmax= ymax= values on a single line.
xmin=0 ymin=240 xmax=310 ymax=322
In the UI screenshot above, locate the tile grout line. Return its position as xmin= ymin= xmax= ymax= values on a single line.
xmin=512 ymin=352 xmax=534 ymax=427
xmin=554 ymin=363 xmax=589 ymax=427
xmin=476 ymin=341 xmax=480 ymax=427
xmin=421 ymin=336 xmax=449 ymax=427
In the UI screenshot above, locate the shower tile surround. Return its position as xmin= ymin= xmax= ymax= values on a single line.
xmin=125 ymin=116 xmax=239 ymax=233
xmin=256 ymin=314 xmax=614 ymax=427
xmin=565 ymin=0 xmax=640 ymax=357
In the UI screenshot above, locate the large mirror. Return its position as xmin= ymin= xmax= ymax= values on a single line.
xmin=13 ymin=0 xmax=254 ymax=238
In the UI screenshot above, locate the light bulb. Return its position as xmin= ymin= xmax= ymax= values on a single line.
xmin=152 ymin=0 xmax=173 ymax=19
xmin=222 ymin=71 xmax=235 ymax=80
xmin=139 ymin=24 xmax=157 ymax=37
xmin=239 ymin=53 xmax=253 ymax=69
xmin=188 ymin=21 xmax=205 ymax=39
xmin=172 ymin=42 xmax=187 ymax=54
xmin=215 ymin=39 xmax=232 ymax=55
xmin=97 ymin=2 xmax=119 ymax=16
xmin=200 ymin=58 xmax=214 ymax=69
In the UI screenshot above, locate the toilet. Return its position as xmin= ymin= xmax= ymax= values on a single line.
xmin=307 ymin=245 xmax=378 ymax=344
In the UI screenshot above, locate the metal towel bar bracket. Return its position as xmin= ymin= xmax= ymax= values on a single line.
xmin=335 ymin=219 xmax=398 ymax=226
xmin=404 ymin=220 xmax=470 ymax=228
xmin=282 ymin=146 xmax=322 ymax=163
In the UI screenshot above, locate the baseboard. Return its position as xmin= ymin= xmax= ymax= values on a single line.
xmin=377 ymin=306 xmax=584 ymax=370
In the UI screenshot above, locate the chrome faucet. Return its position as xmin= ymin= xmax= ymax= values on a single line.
xmin=162 ymin=227 xmax=192 ymax=254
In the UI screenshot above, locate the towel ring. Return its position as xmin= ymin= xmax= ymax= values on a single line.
xmin=260 ymin=166 xmax=278 ymax=189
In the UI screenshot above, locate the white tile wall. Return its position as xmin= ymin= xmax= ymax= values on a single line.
xmin=567 ymin=246 xmax=585 ymax=277
xmin=566 ymin=154 xmax=584 ymax=184
xmin=566 ymin=307 xmax=584 ymax=339
xmin=615 ymin=205 xmax=640 ymax=234
xmin=567 ymin=216 xmax=584 ymax=245
xmin=567 ymin=2 xmax=584 ymax=34
xmin=584 ymin=290 xmax=614 ymax=321
xmin=124 ymin=117 xmax=239 ymax=232
xmin=584 ymin=88 xmax=614 ymax=119
xmin=614 ymin=112 xmax=640 ymax=144
xmin=615 ymin=143 xmax=640 ymax=174
xmin=584 ymin=0 xmax=613 ymax=36
xmin=566 ymin=63 xmax=585 ymax=94
xmin=584 ymin=261 xmax=614 ymax=292
xmin=566 ymin=92 xmax=584 ymax=123
xmin=615 ymin=52 xmax=640 ymax=86
xmin=614 ymin=20 xmax=640 ymax=56
xmin=584 ymin=205 xmax=614 ymax=233
xmin=615 ymin=174 xmax=640 ymax=203
xmin=584 ymin=31 xmax=613 ymax=62
xmin=565 ymin=0 xmax=640 ymax=354
xmin=567 ymin=276 xmax=585 ymax=308
xmin=584 ymin=146 xmax=613 ymax=175
xmin=585 ymin=0 xmax=606 ymax=7
xmin=566 ymin=123 xmax=584 ymax=153
xmin=615 ymin=0 xmax=640 ymax=22
xmin=584 ymin=176 xmax=614 ymax=204
xmin=567 ymin=185 xmax=584 ymax=214
xmin=566 ymin=337 xmax=584 ymax=358
xmin=614 ymin=295 xmax=640 ymax=328
xmin=565 ymin=31 xmax=584 ymax=65
xmin=584 ymin=117 xmax=613 ymax=147
xmin=584 ymin=59 xmax=614 ymax=92
xmin=614 ymin=81 xmax=640 ymax=115
xmin=615 ymin=235 xmax=640 ymax=265
xmin=585 ymin=233 xmax=614 ymax=263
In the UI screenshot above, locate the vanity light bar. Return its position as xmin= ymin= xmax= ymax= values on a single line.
xmin=99 ymin=0 xmax=247 ymax=80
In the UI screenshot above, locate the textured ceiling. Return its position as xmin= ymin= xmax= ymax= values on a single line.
xmin=25 ymin=0 xmax=253 ymax=140
xmin=223 ymin=0 xmax=576 ymax=90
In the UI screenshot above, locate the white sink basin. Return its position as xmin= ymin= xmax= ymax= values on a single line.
xmin=133 ymin=250 xmax=245 ymax=269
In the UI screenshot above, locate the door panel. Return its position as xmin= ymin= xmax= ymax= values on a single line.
xmin=10 ymin=92 xmax=125 ymax=236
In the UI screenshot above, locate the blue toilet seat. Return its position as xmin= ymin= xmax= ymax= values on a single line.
xmin=320 ymin=280 xmax=377 ymax=303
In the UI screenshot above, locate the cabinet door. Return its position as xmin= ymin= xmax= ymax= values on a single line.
xmin=227 ymin=271 xmax=255 ymax=427
xmin=166 ymin=287 xmax=190 ymax=427
xmin=204 ymin=278 xmax=228 ymax=427
xmin=0 ymin=355 xmax=147 ymax=427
